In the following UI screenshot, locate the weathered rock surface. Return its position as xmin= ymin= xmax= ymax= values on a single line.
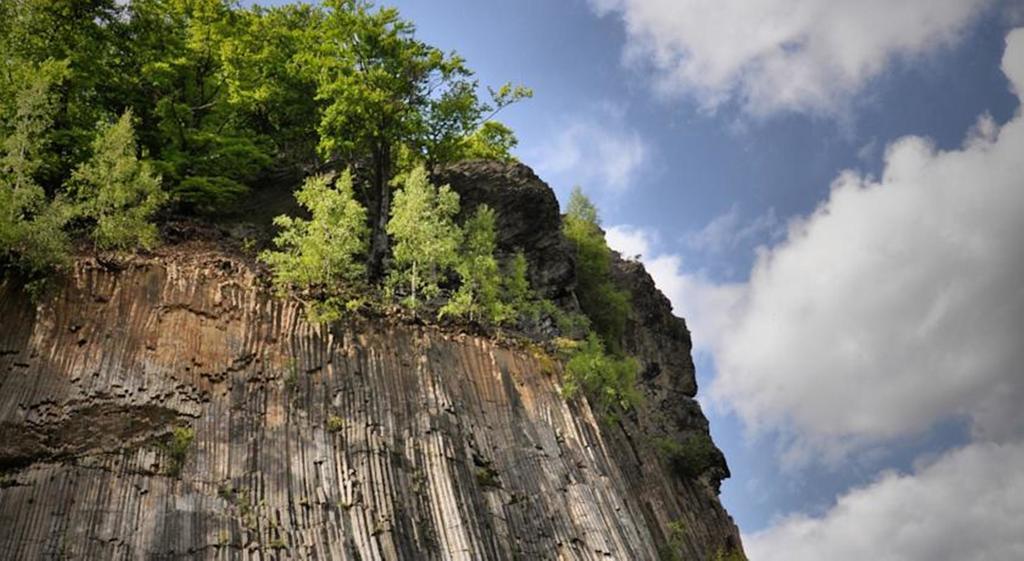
xmin=0 ymin=162 xmax=742 ymax=560
xmin=436 ymin=160 xmax=576 ymax=302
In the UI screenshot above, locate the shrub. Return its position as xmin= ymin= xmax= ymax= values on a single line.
xmin=658 ymin=519 xmax=688 ymax=561
xmin=326 ymin=415 xmax=346 ymax=433
xmin=561 ymin=333 xmax=640 ymax=420
xmin=164 ymin=426 xmax=195 ymax=477
xmin=562 ymin=187 xmax=630 ymax=351
xmin=68 ymin=110 xmax=167 ymax=251
xmin=0 ymin=59 xmax=72 ymax=276
xmin=714 ymin=548 xmax=747 ymax=561
xmin=503 ymin=251 xmax=531 ymax=310
xmin=656 ymin=433 xmax=722 ymax=479
xmin=440 ymin=204 xmax=511 ymax=323
xmin=260 ymin=170 xmax=368 ymax=321
xmin=387 ymin=165 xmax=461 ymax=308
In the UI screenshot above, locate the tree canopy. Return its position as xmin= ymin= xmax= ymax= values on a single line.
xmin=563 ymin=187 xmax=631 ymax=352
xmin=441 ymin=204 xmax=511 ymax=323
xmin=386 ymin=165 xmax=461 ymax=308
xmin=1 ymin=0 xmax=529 ymax=281
xmin=68 ymin=110 xmax=167 ymax=251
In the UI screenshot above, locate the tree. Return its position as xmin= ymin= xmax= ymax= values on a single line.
xmin=563 ymin=187 xmax=631 ymax=351
xmin=386 ymin=165 xmax=461 ymax=308
xmin=305 ymin=0 xmax=530 ymax=279
xmin=68 ymin=110 xmax=167 ymax=251
xmin=0 ymin=59 xmax=72 ymax=275
xmin=441 ymin=204 xmax=510 ymax=323
xmin=562 ymin=333 xmax=640 ymax=421
xmin=458 ymin=121 xmax=519 ymax=163
xmin=260 ymin=169 xmax=368 ymax=294
xmin=503 ymin=251 xmax=532 ymax=314
xmin=128 ymin=0 xmax=271 ymax=214
xmin=0 ymin=0 xmax=125 ymax=187
xmin=219 ymin=4 xmax=322 ymax=166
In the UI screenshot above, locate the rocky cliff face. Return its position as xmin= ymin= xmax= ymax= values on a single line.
xmin=0 ymin=163 xmax=742 ymax=560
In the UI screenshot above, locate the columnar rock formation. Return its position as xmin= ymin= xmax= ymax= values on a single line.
xmin=0 ymin=163 xmax=742 ymax=560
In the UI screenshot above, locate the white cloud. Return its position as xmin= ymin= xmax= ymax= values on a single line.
xmin=606 ymin=224 xmax=655 ymax=259
xmin=590 ymin=0 xmax=991 ymax=117
xmin=746 ymin=440 xmax=1024 ymax=561
xmin=697 ymin=29 xmax=1024 ymax=447
xmin=601 ymin=24 xmax=1024 ymax=561
xmin=611 ymin=30 xmax=1024 ymax=452
xmin=532 ymin=108 xmax=649 ymax=193
xmin=686 ymin=205 xmax=781 ymax=253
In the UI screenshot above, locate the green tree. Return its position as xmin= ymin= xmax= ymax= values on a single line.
xmin=503 ymin=251 xmax=532 ymax=314
xmin=260 ymin=169 xmax=368 ymax=297
xmin=68 ymin=110 xmax=167 ymax=251
xmin=127 ymin=0 xmax=271 ymax=213
xmin=0 ymin=59 xmax=72 ymax=275
xmin=458 ymin=121 xmax=519 ymax=163
xmin=219 ymin=4 xmax=322 ymax=165
xmin=561 ymin=333 xmax=640 ymax=420
xmin=563 ymin=187 xmax=631 ymax=351
xmin=386 ymin=165 xmax=461 ymax=308
xmin=305 ymin=0 xmax=529 ymax=278
xmin=441 ymin=204 xmax=510 ymax=323
xmin=0 ymin=0 xmax=125 ymax=187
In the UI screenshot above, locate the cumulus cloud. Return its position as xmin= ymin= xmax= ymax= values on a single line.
xmin=532 ymin=107 xmax=649 ymax=193
xmin=606 ymin=224 xmax=656 ymax=259
xmin=705 ymin=29 xmax=1024 ymax=446
xmin=746 ymin=441 xmax=1024 ymax=561
xmin=611 ymin=30 xmax=1024 ymax=451
xmin=590 ymin=0 xmax=991 ymax=116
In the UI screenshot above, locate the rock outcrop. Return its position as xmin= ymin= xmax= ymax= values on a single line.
xmin=0 ymin=163 xmax=742 ymax=560
xmin=436 ymin=160 xmax=576 ymax=303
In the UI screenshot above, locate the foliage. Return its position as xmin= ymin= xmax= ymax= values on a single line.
xmin=303 ymin=0 xmax=530 ymax=275
xmin=456 ymin=120 xmax=519 ymax=163
xmin=386 ymin=165 xmax=461 ymax=308
xmin=0 ymin=1 xmax=124 ymax=186
xmin=132 ymin=0 xmax=273 ymax=214
xmin=0 ymin=58 xmax=72 ymax=275
xmin=164 ymin=426 xmax=195 ymax=477
xmin=714 ymin=548 xmax=747 ymax=561
xmin=505 ymin=251 xmax=532 ymax=309
xmin=260 ymin=170 xmax=368 ymax=321
xmin=326 ymin=415 xmax=346 ymax=433
xmin=561 ymin=333 xmax=641 ymax=420
xmin=563 ymin=186 xmax=631 ymax=352
xmin=67 ymin=110 xmax=167 ymax=251
xmin=655 ymin=433 xmax=722 ymax=479
xmin=475 ymin=465 xmax=501 ymax=489
xmin=658 ymin=519 xmax=688 ymax=561
xmin=441 ymin=205 xmax=513 ymax=323
xmin=1 ymin=0 xmax=530 ymax=272
xmin=219 ymin=4 xmax=321 ymax=163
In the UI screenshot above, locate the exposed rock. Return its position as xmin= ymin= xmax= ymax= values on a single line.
xmin=436 ymin=160 xmax=576 ymax=302
xmin=0 ymin=162 xmax=742 ymax=560
xmin=610 ymin=254 xmax=731 ymax=491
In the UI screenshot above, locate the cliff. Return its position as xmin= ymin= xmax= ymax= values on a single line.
xmin=0 ymin=162 xmax=742 ymax=560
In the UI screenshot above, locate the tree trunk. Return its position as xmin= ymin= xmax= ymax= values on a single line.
xmin=367 ymin=142 xmax=392 ymax=280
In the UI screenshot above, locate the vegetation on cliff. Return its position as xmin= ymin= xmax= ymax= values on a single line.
xmin=0 ymin=0 xmax=529 ymax=279
xmin=1 ymin=0 xmax=653 ymax=459
xmin=563 ymin=186 xmax=632 ymax=351
xmin=259 ymin=170 xmax=369 ymax=322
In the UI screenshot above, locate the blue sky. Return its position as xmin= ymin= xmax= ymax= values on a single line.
xmin=255 ymin=1 xmax=1024 ymax=558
